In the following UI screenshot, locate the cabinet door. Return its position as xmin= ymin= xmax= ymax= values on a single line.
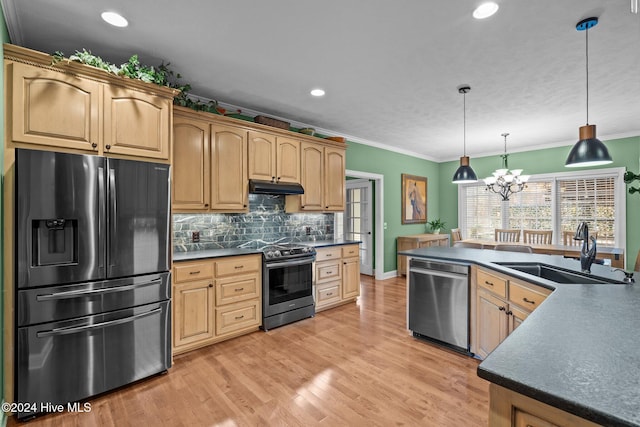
xmin=173 ymin=280 xmax=214 ymax=348
xmin=509 ymin=305 xmax=529 ymax=333
xmin=248 ymin=131 xmax=276 ymax=181
xmin=342 ymin=257 xmax=360 ymax=299
xmin=10 ymin=62 xmax=100 ymax=152
xmin=173 ymin=116 xmax=210 ymax=210
xmin=276 ymin=137 xmax=300 ymax=183
xmin=299 ymin=142 xmax=324 ymax=210
xmin=324 ymin=146 xmax=346 ymax=211
xmin=476 ymin=290 xmax=508 ymax=359
xmin=210 ymin=124 xmax=248 ymax=211
xmin=103 ymin=85 xmax=171 ymax=160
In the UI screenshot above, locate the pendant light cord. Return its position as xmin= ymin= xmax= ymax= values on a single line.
xmin=585 ymin=26 xmax=589 ymax=124
xmin=463 ymin=91 xmax=467 ymax=156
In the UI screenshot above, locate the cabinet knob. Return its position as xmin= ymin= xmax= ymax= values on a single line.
xmin=105 ymin=144 xmax=111 ymax=150
xmin=91 ymin=143 xmax=98 ymax=149
xmin=522 ymin=297 xmax=536 ymax=305
xmin=272 ymin=176 xmax=276 ymax=182
xmin=243 ymin=204 xmax=247 ymax=208
xmin=204 ymin=204 xmax=209 ymax=207
xmin=506 ymin=310 xmax=513 ymax=316
xmin=498 ymin=306 xmax=506 ymax=311
xmin=208 ymin=283 xmax=213 ymax=288
xmin=325 ymin=206 xmax=329 ymax=209
xmin=277 ymin=177 xmax=281 ymax=181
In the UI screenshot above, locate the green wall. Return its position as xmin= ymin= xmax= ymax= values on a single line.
xmin=438 ymin=136 xmax=640 ymax=266
xmin=0 ymin=6 xmax=9 ymax=420
xmin=345 ymin=141 xmax=440 ymax=272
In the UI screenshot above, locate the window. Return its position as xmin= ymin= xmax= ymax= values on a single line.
xmin=458 ymin=168 xmax=625 ymax=248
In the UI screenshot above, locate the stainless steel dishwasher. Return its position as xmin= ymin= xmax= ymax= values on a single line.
xmin=408 ymin=258 xmax=471 ymax=354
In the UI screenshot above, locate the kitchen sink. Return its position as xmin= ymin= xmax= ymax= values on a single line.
xmin=496 ymin=262 xmax=625 ymax=285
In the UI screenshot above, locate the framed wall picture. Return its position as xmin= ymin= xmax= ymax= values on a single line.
xmin=401 ymin=173 xmax=427 ymax=224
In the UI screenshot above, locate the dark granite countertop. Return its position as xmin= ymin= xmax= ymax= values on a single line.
xmin=399 ymin=247 xmax=639 ymax=427
xmin=173 ymin=247 xmax=260 ymax=262
xmin=296 ymin=239 xmax=361 ymax=248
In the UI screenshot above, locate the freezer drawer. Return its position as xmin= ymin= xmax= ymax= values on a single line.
xmin=17 ymin=272 xmax=171 ymax=326
xmin=15 ymin=300 xmax=171 ymax=419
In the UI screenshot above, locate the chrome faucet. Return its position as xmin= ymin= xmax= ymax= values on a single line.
xmin=574 ymin=222 xmax=597 ymax=273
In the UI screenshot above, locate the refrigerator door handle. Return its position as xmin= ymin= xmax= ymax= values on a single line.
xmin=36 ymin=307 xmax=162 ymax=337
xmin=98 ymin=166 xmax=106 ymax=272
xmin=108 ymin=167 xmax=117 ymax=269
xmin=36 ymin=278 xmax=163 ymax=301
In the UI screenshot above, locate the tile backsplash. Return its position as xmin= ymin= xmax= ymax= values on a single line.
xmin=173 ymin=194 xmax=334 ymax=252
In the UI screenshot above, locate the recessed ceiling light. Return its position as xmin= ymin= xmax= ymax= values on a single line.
xmin=473 ymin=2 xmax=499 ymax=19
xmin=101 ymin=11 xmax=128 ymax=27
xmin=310 ymin=88 xmax=325 ymax=97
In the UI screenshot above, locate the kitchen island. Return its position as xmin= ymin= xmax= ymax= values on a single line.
xmin=399 ymin=247 xmax=640 ymax=427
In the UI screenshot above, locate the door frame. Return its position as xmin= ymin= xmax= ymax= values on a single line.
xmin=345 ymin=169 xmax=384 ymax=280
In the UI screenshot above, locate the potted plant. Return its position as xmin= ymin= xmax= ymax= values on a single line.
xmin=427 ymin=219 xmax=446 ymax=234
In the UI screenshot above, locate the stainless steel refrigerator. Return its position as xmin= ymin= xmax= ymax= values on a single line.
xmin=14 ymin=149 xmax=171 ymax=419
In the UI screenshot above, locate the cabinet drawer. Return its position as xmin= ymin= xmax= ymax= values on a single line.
xmin=514 ymin=408 xmax=560 ymax=427
xmin=509 ymin=281 xmax=548 ymax=311
xmin=316 ymin=247 xmax=342 ymax=261
xmin=215 ymin=255 xmax=261 ymax=277
xmin=316 ymin=282 xmax=341 ymax=306
xmin=477 ymin=269 xmax=507 ymax=298
xmin=215 ymin=274 xmax=260 ymax=306
xmin=341 ymin=244 xmax=359 ymax=258
xmin=316 ymin=260 xmax=341 ymax=282
xmin=174 ymin=261 xmax=214 ymax=283
xmin=215 ymin=299 xmax=260 ymax=336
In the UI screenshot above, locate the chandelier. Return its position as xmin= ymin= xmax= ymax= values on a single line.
xmin=484 ymin=133 xmax=530 ymax=201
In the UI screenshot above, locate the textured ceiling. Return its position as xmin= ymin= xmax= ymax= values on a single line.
xmin=2 ymin=0 xmax=639 ymax=161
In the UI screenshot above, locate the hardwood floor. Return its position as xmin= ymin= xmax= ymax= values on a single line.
xmin=8 ymin=275 xmax=489 ymax=426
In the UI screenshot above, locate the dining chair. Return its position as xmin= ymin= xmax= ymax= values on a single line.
xmin=451 ymin=228 xmax=462 ymax=244
xmin=562 ymin=230 xmax=598 ymax=246
xmin=453 ymin=241 xmax=483 ymax=249
xmin=495 ymin=229 xmax=520 ymax=242
xmin=523 ymin=230 xmax=553 ymax=245
xmin=494 ymin=244 xmax=533 ymax=253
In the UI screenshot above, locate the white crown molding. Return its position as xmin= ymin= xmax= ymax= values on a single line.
xmin=440 ymin=130 xmax=640 ymax=163
xmin=188 ymin=94 xmax=439 ymax=163
xmin=1 ymin=0 xmax=23 ymax=45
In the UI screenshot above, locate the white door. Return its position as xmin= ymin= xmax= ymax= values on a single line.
xmin=344 ymin=179 xmax=373 ymax=275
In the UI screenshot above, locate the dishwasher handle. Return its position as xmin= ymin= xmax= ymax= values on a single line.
xmin=409 ymin=267 xmax=468 ymax=281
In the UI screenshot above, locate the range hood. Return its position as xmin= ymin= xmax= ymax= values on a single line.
xmin=249 ymin=179 xmax=304 ymax=195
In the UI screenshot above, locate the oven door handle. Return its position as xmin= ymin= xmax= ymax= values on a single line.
xmin=35 ymin=278 xmax=163 ymax=301
xmin=36 ymin=308 xmax=163 ymax=338
xmin=265 ymin=257 xmax=315 ymax=269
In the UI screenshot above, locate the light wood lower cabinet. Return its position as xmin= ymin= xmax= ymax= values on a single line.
xmin=397 ymin=234 xmax=450 ymax=276
xmin=474 ymin=267 xmax=551 ymax=359
xmin=172 ymin=254 xmax=261 ymax=355
xmin=315 ymin=244 xmax=360 ymax=311
xmin=489 ymin=384 xmax=600 ymax=427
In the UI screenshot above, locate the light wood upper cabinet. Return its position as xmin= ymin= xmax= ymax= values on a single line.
xmin=248 ymin=132 xmax=300 ymax=184
xmin=173 ymin=115 xmax=210 ymax=210
xmin=211 ymin=123 xmax=248 ymax=211
xmin=298 ymin=142 xmax=324 ymax=210
xmin=5 ymin=46 xmax=175 ymax=161
xmin=286 ymin=142 xmax=345 ymax=212
xmin=103 ymin=85 xmax=171 ymax=160
xmin=9 ymin=62 xmax=100 ymax=152
xmin=248 ymin=131 xmax=276 ymax=181
xmin=324 ymin=146 xmax=346 ymax=211
xmin=276 ymin=137 xmax=300 ymax=183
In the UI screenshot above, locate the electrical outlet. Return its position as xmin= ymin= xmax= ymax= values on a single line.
xmin=192 ymin=231 xmax=200 ymax=243
xmin=305 ymin=226 xmax=311 ymax=235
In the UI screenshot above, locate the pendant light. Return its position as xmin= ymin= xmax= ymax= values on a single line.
xmin=565 ymin=17 xmax=613 ymax=168
xmin=452 ymin=85 xmax=478 ymax=183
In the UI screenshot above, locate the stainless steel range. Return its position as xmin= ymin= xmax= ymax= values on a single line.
xmin=261 ymin=243 xmax=316 ymax=330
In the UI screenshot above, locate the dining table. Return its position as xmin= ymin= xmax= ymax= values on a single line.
xmin=458 ymin=238 xmax=625 ymax=269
